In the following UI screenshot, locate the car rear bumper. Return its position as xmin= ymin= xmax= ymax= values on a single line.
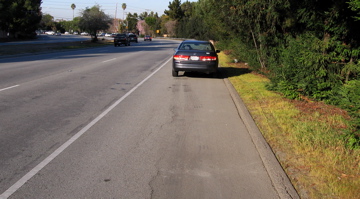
xmin=173 ymin=61 xmax=218 ymax=73
xmin=114 ymin=40 xmax=128 ymax=44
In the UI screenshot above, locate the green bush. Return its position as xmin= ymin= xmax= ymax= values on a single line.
xmin=336 ymin=80 xmax=360 ymax=116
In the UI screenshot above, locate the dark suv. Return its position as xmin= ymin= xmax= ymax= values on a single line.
xmin=114 ymin=34 xmax=130 ymax=46
xmin=128 ymin=34 xmax=138 ymax=43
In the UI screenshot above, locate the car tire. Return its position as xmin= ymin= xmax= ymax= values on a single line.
xmin=172 ymin=70 xmax=178 ymax=77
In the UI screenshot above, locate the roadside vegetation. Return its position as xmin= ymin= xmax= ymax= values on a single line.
xmin=219 ymin=52 xmax=360 ymax=198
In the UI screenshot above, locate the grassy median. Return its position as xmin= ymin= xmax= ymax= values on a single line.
xmin=219 ymin=52 xmax=360 ymax=199
xmin=0 ymin=39 xmax=112 ymax=56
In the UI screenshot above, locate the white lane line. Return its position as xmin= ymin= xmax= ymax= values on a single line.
xmin=0 ymin=85 xmax=19 ymax=92
xmin=0 ymin=57 xmax=172 ymax=199
xmin=102 ymin=58 xmax=116 ymax=63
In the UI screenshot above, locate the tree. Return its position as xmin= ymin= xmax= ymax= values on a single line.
xmin=164 ymin=0 xmax=184 ymax=20
xmin=164 ymin=20 xmax=177 ymax=36
xmin=0 ymin=0 xmax=42 ymax=38
xmin=348 ymin=0 xmax=360 ymax=26
xmin=121 ymin=3 xmax=127 ymax=31
xmin=126 ymin=13 xmax=139 ymax=33
xmin=122 ymin=3 xmax=127 ymax=11
xmin=139 ymin=11 xmax=149 ymax=20
xmin=71 ymin=3 xmax=76 ymax=19
xmin=79 ymin=5 xmax=111 ymax=41
xmin=145 ymin=16 xmax=157 ymax=33
xmin=39 ymin=14 xmax=55 ymax=31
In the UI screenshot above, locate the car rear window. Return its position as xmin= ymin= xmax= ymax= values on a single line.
xmin=116 ymin=34 xmax=126 ymax=37
xmin=179 ymin=43 xmax=214 ymax=51
xmin=129 ymin=35 xmax=137 ymax=37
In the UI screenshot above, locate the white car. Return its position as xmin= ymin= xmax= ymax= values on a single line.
xmin=81 ymin=32 xmax=89 ymax=36
xmin=45 ymin=31 xmax=55 ymax=35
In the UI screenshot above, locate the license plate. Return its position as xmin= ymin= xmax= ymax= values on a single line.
xmin=190 ymin=56 xmax=199 ymax=61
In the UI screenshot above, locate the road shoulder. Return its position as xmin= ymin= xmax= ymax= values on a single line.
xmin=223 ymin=78 xmax=299 ymax=199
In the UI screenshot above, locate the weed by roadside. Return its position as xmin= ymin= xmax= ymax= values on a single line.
xmin=219 ymin=52 xmax=360 ymax=199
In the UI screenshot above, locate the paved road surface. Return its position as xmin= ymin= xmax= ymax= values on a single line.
xmin=0 ymin=39 xmax=298 ymax=198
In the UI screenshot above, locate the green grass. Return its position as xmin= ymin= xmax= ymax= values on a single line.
xmin=219 ymin=52 xmax=360 ymax=199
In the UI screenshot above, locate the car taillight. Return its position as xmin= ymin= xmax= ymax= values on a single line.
xmin=174 ymin=55 xmax=190 ymax=60
xmin=200 ymin=56 xmax=217 ymax=61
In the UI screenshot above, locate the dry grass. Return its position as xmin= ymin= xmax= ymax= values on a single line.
xmin=219 ymin=52 xmax=360 ymax=199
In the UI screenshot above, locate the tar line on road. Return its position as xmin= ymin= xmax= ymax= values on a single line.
xmin=0 ymin=57 xmax=172 ymax=199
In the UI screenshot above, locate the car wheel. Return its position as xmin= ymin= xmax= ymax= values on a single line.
xmin=172 ymin=70 xmax=178 ymax=77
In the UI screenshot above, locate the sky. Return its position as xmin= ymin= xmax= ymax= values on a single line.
xmin=41 ymin=0 xmax=198 ymax=21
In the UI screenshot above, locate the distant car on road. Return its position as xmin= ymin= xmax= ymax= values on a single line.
xmin=55 ymin=32 xmax=61 ymax=36
xmin=172 ymin=40 xmax=220 ymax=77
xmin=80 ymin=32 xmax=89 ymax=36
xmin=45 ymin=31 xmax=55 ymax=35
xmin=105 ymin=33 xmax=112 ymax=37
xmin=144 ymin=35 xmax=152 ymax=41
xmin=114 ymin=33 xmax=130 ymax=47
xmin=129 ymin=34 xmax=138 ymax=43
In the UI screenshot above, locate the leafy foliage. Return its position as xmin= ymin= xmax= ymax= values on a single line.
xmin=78 ymin=5 xmax=111 ymax=41
xmin=0 ymin=0 xmax=42 ymax=38
xmin=164 ymin=0 xmax=184 ymax=20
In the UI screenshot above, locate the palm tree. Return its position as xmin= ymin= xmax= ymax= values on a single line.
xmin=122 ymin=3 xmax=127 ymax=11
xmin=122 ymin=3 xmax=127 ymax=31
xmin=71 ymin=3 xmax=76 ymax=19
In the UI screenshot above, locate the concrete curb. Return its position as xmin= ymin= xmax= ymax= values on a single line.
xmin=223 ymin=78 xmax=300 ymax=199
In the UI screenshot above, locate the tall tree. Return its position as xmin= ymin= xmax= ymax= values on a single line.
xmin=0 ymin=0 xmax=42 ymax=38
xmin=39 ymin=14 xmax=54 ymax=31
xmin=71 ymin=3 xmax=76 ymax=19
xmin=126 ymin=13 xmax=139 ymax=33
xmin=122 ymin=3 xmax=127 ymax=31
xmin=79 ymin=5 xmax=111 ymax=41
xmin=164 ymin=0 xmax=184 ymax=20
xmin=122 ymin=3 xmax=127 ymax=11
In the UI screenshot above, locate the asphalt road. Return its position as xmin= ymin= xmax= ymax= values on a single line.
xmin=0 ymin=39 xmax=298 ymax=199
